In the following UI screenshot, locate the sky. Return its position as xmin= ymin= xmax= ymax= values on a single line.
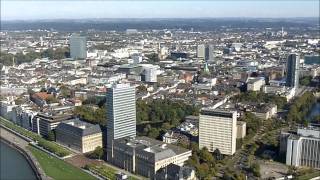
xmin=1 ymin=0 xmax=319 ymax=20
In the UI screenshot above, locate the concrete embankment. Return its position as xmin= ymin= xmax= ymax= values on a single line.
xmin=0 ymin=126 xmax=51 ymax=180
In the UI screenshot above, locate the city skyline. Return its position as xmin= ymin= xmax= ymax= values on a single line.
xmin=1 ymin=0 xmax=319 ymax=20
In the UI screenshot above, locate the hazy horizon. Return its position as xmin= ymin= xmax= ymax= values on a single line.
xmin=1 ymin=1 xmax=319 ymax=21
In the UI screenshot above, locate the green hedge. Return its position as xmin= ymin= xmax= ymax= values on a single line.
xmin=85 ymin=164 xmax=116 ymax=180
xmin=0 ymin=117 xmax=71 ymax=157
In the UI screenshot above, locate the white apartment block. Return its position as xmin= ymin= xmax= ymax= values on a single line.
xmin=199 ymin=109 xmax=237 ymax=155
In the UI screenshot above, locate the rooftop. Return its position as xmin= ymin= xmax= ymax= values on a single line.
xmin=116 ymin=136 xmax=190 ymax=161
xmin=56 ymin=119 xmax=101 ymax=136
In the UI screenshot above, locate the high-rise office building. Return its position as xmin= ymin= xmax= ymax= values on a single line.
xmin=69 ymin=34 xmax=87 ymax=59
xmin=282 ymin=126 xmax=320 ymax=169
xmin=144 ymin=67 xmax=157 ymax=83
xmin=199 ymin=109 xmax=237 ymax=155
xmin=106 ymin=84 xmax=136 ymax=160
xmin=208 ymin=44 xmax=214 ymax=61
xmin=286 ymin=54 xmax=300 ymax=88
xmin=197 ymin=44 xmax=206 ymax=59
xmin=197 ymin=44 xmax=214 ymax=61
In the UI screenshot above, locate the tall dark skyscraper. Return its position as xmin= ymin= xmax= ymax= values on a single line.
xmin=286 ymin=54 xmax=300 ymax=88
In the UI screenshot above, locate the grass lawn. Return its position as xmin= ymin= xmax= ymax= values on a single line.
xmin=297 ymin=171 xmax=320 ymax=180
xmin=85 ymin=164 xmax=116 ymax=179
xmin=28 ymin=145 xmax=97 ymax=180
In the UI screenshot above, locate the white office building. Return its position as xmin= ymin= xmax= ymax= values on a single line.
xmin=197 ymin=44 xmax=214 ymax=61
xmin=285 ymin=127 xmax=320 ymax=169
xmin=199 ymin=109 xmax=237 ymax=155
xmin=145 ymin=67 xmax=157 ymax=83
xmin=69 ymin=34 xmax=87 ymax=59
xmin=106 ymin=84 xmax=137 ymax=160
xmin=197 ymin=44 xmax=206 ymax=59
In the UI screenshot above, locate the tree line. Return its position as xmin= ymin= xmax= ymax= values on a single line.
xmin=232 ymin=91 xmax=287 ymax=109
xmin=136 ymin=98 xmax=199 ymax=139
xmin=287 ymin=92 xmax=316 ymax=125
xmin=0 ymin=47 xmax=70 ymax=66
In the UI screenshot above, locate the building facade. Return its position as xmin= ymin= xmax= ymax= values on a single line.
xmin=247 ymin=77 xmax=265 ymax=91
xmin=199 ymin=109 xmax=237 ymax=155
xmin=56 ymin=119 xmax=102 ymax=153
xmin=106 ymin=84 xmax=137 ymax=160
xmin=283 ymin=127 xmax=320 ymax=169
xmin=197 ymin=44 xmax=214 ymax=61
xmin=286 ymin=54 xmax=300 ymax=88
xmin=70 ymin=34 xmax=87 ymax=59
xmin=32 ymin=112 xmax=74 ymax=136
xmin=236 ymin=121 xmax=246 ymax=139
xmin=111 ymin=136 xmax=191 ymax=178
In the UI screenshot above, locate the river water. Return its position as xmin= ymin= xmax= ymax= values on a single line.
xmin=307 ymin=102 xmax=320 ymax=121
xmin=0 ymin=141 xmax=37 ymax=180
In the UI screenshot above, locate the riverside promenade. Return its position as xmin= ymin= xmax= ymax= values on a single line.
xmin=0 ymin=126 xmax=51 ymax=180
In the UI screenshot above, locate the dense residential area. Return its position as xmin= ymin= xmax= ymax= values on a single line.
xmin=1 ymin=17 xmax=320 ymax=180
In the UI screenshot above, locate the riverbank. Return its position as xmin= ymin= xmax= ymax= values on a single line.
xmin=0 ymin=118 xmax=98 ymax=180
xmin=0 ymin=127 xmax=50 ymax=180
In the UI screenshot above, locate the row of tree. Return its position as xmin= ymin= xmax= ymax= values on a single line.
xmin=240 ymin=112 xmax=262 ymax=136
xmin=232 ymin=91 xmax=287 ymax=109
xmin=0 ymin=47 xmax=69 ymax=66
xmin=287 ymin=92 xmax=316 ymax=125
xmin=136 ymin=99 xmax=199 ymax=139
xmin=186 ymin=144 xmax=217 ymax=179
xmin=136 ymin=99 xmax=199 ymax=125
xmin=74 ymin=105 xmax=106 ymax=125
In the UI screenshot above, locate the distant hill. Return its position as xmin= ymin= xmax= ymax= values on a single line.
xmin=1 ymin=18 xmax=319 ymax=31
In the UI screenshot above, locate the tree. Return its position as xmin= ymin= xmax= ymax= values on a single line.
xmin=147 ymin=128 xmax=160 ymax=139
xmin=137 ymin=85 xmax=147 ymax=93
xmin=40 ymin=87 xmax=47 ymax=92
xmin=89 ymin=146 xmax=104 ymax=160
xmin=146 ymin=53 xmax=160 ymax=64
xmin=74 ymin=105 xmax=106 ymax=125
xmin=251 ymin=163 xmax=261 ymax=177
xmin=161 ymin=122 xmax=172 ymax=130
xmin=60 ymin=85 xmax=71 ymax=98
xmin=199 ymin=147 xmax=214 ymax=164
xmin=300 ymin=76 xmax=312 ymax=86
xmin=190 ymin=142 xmax=199 ymax=152
xmin=197 ymin=163 xmax=210 ymax=179
xmin=47 ymin=130 xmax=55 ymax=141
xmin=46 ymin=96 xmax=59 ymax=104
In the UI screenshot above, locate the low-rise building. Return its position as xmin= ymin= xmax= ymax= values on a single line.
xmin=32 ymin=111 xmax=74 ymax=136
xmin=155 ymin=164 xmax=196 ymax=180
xmin=110 ymin=136 xmax=192 ymax=178
xmin=247 ymin=77 xmax=265 ymax=91
xmin=236 ymin=121 xmax=246 ymax=139
xmin=12 ymin=106 xmax=37 ymax=130
xmin=251 ymin=103 xmax=277 ymax=120
xmin=55 ymin=119 xmax=102 ymax=153
xmin=162 ymin=130 xmax=179 ymax=144
xmin=0 ymin=99 xmax=16 ymax=120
